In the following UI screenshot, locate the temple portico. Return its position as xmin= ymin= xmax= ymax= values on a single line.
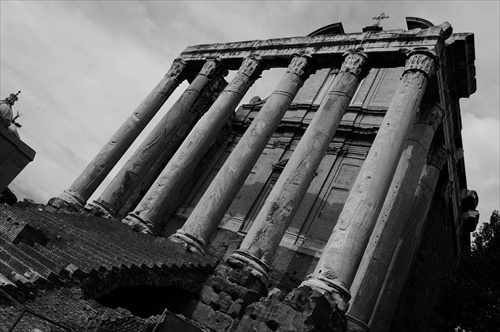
xmin=43 ymin=18 xmax=477 ymax=332
xmin=122 ymin=55 xmax=266 ymax=233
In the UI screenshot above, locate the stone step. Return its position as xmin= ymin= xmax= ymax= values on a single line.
xmin=16 ymin=242 xmax=64 ymax=284
xmin=0 ymin=236 xmax=53 ymax=280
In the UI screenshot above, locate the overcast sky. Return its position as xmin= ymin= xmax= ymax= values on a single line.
xmin=1 ymin=1 xmax=498 ymax=224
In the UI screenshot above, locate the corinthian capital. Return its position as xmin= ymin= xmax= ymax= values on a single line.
xmin=165 ymin=58 xmax=189 ymax=81
xmin=428 ymin=144 xmax=450 ymax=170
xmin=286 ymin=54 xmax=315 ymax=81
xmin=237 ymin=54 xmax=265 ymax=81
xmin=340 ymin=48 xmax=369 ymax=79
xmin=199 ymin=58 xmax=228 ymax=80
xmin=417 ymin=103 xmax=445 ymax=131
xmin=404 ymin=49 xmax=438 ymax=79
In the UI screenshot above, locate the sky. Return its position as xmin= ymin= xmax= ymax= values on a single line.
xmin=1 ymin=1 xmax=499 ymax=226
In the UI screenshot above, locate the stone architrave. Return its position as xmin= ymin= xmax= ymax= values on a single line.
xmin=369 ymin=145 xmax=449 ymax=332
xmin=90 ymin=59 xmax=226 ymax=217
xmin=122 ymin=55 xmax=265 ymax=233
xmin=302 ymin=50 xmax=438 ymax=302
xmin=49 ymin=59 xmax=189 ymax=210
xmin=230 ymin=49 xmax=368 ymax=276
xmin=346 ymin=103 xmax=444 ymax=331
xmin=170 ymin=54 xmax=315 ymax=253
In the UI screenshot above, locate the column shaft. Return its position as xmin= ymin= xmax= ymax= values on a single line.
xmin=50 ymin=59 xmax=189 ymax=209
xmin=171 ymin=54 xmax=315 ymax=253
xmin=233 ymin=50 xmax=368 ymax=274
xmin=90 ymin=59 xmax=226 ymax=217
xmin=347 ymin=103 xmax=444 ymax=329
xmin=123 ymin=55 xmax=265 ymax=233
xmin=304 ymin=50 xmax=437 ymax=297
xmin=369 ymin=145 xmax=449 ymax=332
xmin=115 ymin=76 xmax=227 ymax=218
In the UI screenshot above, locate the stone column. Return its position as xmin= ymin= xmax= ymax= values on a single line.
xmin=369 ymin=145 xmax=449 ymax=332
xmin=115 ymin=75 xmax=228 ymax=218
xmin=301 ymin=49 xmax=438 ymax=302
xmin=89 ymin=59 xmax=226 ymax=217
xmin=346 ymin=103 xmax=444 ymax=332
xmin=230 ymin=49 xmax=368 ymax=276
xmin=170 ymin=54 xmax=316 ymax=253
xmin=48 ymin=59 xmax=189 ymax=210
xmin=122 ymin=55 xmax=265 ymax=234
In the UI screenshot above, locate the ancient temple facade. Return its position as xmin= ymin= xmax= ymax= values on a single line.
xmin=1 ymin=17 xmax=478 ymax=332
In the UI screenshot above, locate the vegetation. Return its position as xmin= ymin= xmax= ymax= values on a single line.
xmin=433 ymin=210 xmax=500 ymax=331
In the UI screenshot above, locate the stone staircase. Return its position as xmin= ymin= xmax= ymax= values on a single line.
xmin=0 ymin=204 xmax=217 ymax=300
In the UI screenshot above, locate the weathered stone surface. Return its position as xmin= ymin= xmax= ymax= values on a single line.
xmin=91 ymin=59 xmax=227 ymax=218
xmin=124 ymin=55 xmax=265 ymax=234
xmin=236 ymin=287 xmax=347 ymax=332
xmin=51 ymin=58 xmax=189 ymax=210
xmin=310 ymin=50 xmax=438 ymax=294
xmin=175 ymin=54 xmax=315 ymax=253
xmin=234 ymin=49 xmax=367 ymax=276
xmin=348 ymin=103 xmax=444 ymax=325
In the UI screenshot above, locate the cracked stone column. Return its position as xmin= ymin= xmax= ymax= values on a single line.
xmin=369 ymin=145 xmax=449 ymax=332
xmin=229 ymin=49 xmax=368 ymax=276
xmin=301 ymin=49 xmax=438 ymax=307
xmin=346 ymin=103 xmax=444 ymax=332
xmin=122 ymin=55 xmax=265 ymax=234
xmin=89 ymin=59 xmax=227 ymax=217
xmin=170 ymin=54 xmax=316 ymax=253
xmin=48 ymin=58 xmax=189 ymax=210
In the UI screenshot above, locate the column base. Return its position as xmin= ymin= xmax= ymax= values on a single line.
xmin=168 ymin=230 xmax=206 ymax=254
xmin=227 ymin=250 xmax=270 ymax=279
xmin=300 ymin=274 xmax=351 ymax=312
xmin=47 ymin=190 xmax=85 ymax=212
xmin=122 ymin=213 xmax=153 ymax=235
xmin=86 ymin=200 xmax=117 ymax=219
xmin=346 ymin=314 xmax=370 ymax=332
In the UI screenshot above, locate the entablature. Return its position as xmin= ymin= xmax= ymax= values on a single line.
xmin=178 ymin=23 xmax=451 ymax=70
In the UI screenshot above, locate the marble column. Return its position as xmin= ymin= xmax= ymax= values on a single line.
xmin=89 ymin=59 xmax=226 ymax=217
xmin=49 ymin=59 xmax=189 ymax=210
xmin=346 ymin=103 xmax=444 ymax=332
xmin=369 ymin=145 xmax=449 ymax=332
xmin=230 ymin=49 xmax=368 ymax=276
xmin=122 ymin=55 xmax=265 ymax=234
xmin=301 ymin=49 xmax=438 ymax=302
xmin=170 ymin=54 xmax=316 ymax=253
xmin=115 ymin=75 xmax=228 ymax=218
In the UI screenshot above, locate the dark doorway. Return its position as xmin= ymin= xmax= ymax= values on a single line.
xmin=97 ymin=286 xmax=196 ymax=318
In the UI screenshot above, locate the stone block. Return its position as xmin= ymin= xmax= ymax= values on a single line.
xmin=215 ymin=291 xmax=234 ymax=312
xmin=235 ymin=316 xmax=274 ymax=332
xmin=190 ymin=301 xmax=215 ymax=326
xmin=227 ymin=299 xmax=244 ymax=318
xmin=207 ymin=311 xmax=234 ymax=332
xmin=200 ymin=285 xmax=218 ymax=305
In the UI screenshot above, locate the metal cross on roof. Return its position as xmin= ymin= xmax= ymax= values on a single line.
xmin=372 ymin=13 xmax=389 ymax=26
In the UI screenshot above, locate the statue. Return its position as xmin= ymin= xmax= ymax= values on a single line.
xmin=1 ymin=91 xmax=22 ymax=138
xmin=0 ymin=91 xmax=21 ymax=127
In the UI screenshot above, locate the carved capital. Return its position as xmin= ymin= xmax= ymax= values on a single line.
xmin=165 ymin=58 xmax=189 ymax=82
xmin=286 ymin=54 xmax=315 ymax=81
xmin=199 ymin=57 xmax=228 ymax=80
xmin=340 ymin=48 xmax=369 ymax=79
xmin=417 ymin=103 xmax=445 ymax=131
xmin=237 ymin=54 xmax=265 ymax=81
xmin=404 ymin=49 xmax=438 ymax=78
xmin=428 ymin=144 xmax=449 ymax=170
